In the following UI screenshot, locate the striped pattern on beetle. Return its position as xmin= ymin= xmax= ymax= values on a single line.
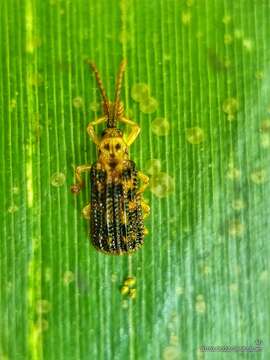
xmin=71 ymin=60 xmax=150 ymax=255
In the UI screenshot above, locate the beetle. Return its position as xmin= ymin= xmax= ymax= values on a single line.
xmin=71 ymin=60 xmax=150 ymax=255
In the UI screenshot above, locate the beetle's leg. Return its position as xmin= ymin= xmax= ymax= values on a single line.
xmin=141 ymin=199 xmax=150 ymax=219
xmin=82 ymin=203 xmax=91 ymax=220
xmin=137 ymin=171 xmax=149 ymax=195
xmin=87 ymin=116 xmax=107 ymax=145
xmin=118 ymin=117 xmax=141 ymax=146
xmin=71 ymin=164 xmax=91 ymax=194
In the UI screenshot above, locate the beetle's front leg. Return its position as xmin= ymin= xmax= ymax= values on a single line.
xmin=118 ymin=117 xmax=141 ymax=146
xmin=71 ymin=164 xmax=92 ymax=194
xmin=87 ymin=116 xmax=107 ymax=145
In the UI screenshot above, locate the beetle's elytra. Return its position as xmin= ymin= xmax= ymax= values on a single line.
xmin=71 ymin=60 xmax=150 ymax=255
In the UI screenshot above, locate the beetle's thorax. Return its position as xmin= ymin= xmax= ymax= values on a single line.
xmin=98 ymin=130 xmax=129 ymax=171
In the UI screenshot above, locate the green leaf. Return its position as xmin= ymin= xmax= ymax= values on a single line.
xmin=1 ymin=0 xmax=269 ymax=359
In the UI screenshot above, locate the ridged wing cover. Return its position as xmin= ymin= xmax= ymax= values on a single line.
xmin=90 ymin=160 xmax=144 ymax=254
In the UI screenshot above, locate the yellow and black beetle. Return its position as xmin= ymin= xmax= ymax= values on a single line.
xmin=71 ymin=60 xmax=150 ymax=255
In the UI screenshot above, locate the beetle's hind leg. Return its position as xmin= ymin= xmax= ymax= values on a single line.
xmin=141 ymin=199 xmax=150 ymax=219
xmin=137 ymin=171 xmax=149 ymax=195
xmin=71 ymin=164 xmax=91 ymax=194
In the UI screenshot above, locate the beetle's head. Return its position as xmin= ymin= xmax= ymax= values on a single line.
xmin=98 ymin=128 xmax=128 ymax=167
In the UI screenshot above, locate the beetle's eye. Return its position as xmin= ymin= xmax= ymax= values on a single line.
xmin=104 ymin=143 xmax=109 ymax=151
xmin=115 ymin=143 xmax=121 ymax=150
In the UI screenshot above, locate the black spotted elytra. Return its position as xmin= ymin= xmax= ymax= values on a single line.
xmin=71 ymin=60 xmax=150 ymax=255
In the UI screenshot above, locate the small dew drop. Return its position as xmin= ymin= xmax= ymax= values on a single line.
xmin=72 ymin=96 xmax=84 ymax=109
xmin=181 ymin=12 xmax=192 ymax=25
xmin=255 ymin=70 xmax=264 ymax=80
xmin=234 ymin=29 xmax=243 ymax=39
xmin=28 ymin=72 xmax=43 ymax=86
xmin=222 ymin=97 xmax=239 ymax=119
xmin=131 ymin=83 xmax=150 ymax=103
xmin=226 ymin=166 xmax=241 ymax=180
xmin=51 ymin=172 xmax=66 ymax=187
xmin=260 ymin=133 xmax=270 ymax=148
xmin=89 ymin=101 xmax=100 ymax=112
xmin=163 ymin=346 xmax=181 ymax=360
xmin=243 ymin=38 xmax=253 ymax=51
xmin=111 ymin=273 xmax=117 ymax=282
xmin=63 ymin=271 xmax=75 ymax=285
xmin=145 ymin=159 xmax=161 ymax=175
xmin=36 ymin=299 xmax=51 ymax=314
xmin=121 ymin=300 xmax=129 ymax=309
xmin=149 ymin=172 xmax=174 ymax=198
xmin=260 ymin=270 xmax=269 ymax=281
xmin=229 ymin=220 xmax=245 ymax=237
xmin=175 ymin=286 xmax=184 ymax=295
xmin=12 ymin=186 xmax=20 ymax=194
xmin=8 ymin=205 xmax=19 ymax=213
xmin=250 ymin=169 xmax=267 ymax=184
xmin=231 ymin=199 xmax=246 ymax=210
xmin=224 ymin=34 xmax=233 ymax=44
xmin=151 ymin=117 xmax=170 ymax=136
xmin=139 ymin=96 xmax=158 ymax=114
xmin=222 ymin=15 xmax=232 ymax=24
xmin=10 ymin=99 xmax=17 ymax=109
xmin=195 ymin=294 xmax=206 ymax=314
xmin=36 ymin=318 xmax=49 ymax=332
xmin=260 ymin=119 xmax=270 ymax=132
xmin=186 ymin=127 xmax=205 ymax=144
xmin=229 ymin=283 xmax=238 ymax=292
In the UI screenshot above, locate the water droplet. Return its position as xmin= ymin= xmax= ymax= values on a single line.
xmin=229 ymin=283 xmax=238 ymax=292
xmin=224 ymin=34 xmax=233 ymax=44
xmin=260 ymin=270 xmax=269 ymax=281
xmin=181 ymin=12 xmax=191 ymax=25
xmin=12 ymin=186 xmax=20 ymax=194
xmin=255 ymin=70 xmax=264 ymax=80
xmin=229 ymin=220 xmax=245 ymax=237
xmin=195 ymin=295 xmax=206 ymax=314
xmin=63 ymin=271 xmax=75 ymax=285
xmin=72 ymin=96 xmax=84 ymax=109
xmin=36 ymin=318 xmax=49 ymax=332
xmin=89 ymin=101 xmax=100 ymax=112
xmin=145 ymin=159 xmax=161 ymax=175
xmin=260 ymin=119 xmax=270 ymax=132
xmin=36 ymin=299 xmax=51 ymax=314
xmin=234 ymin=29 xmax=243 ymax=39
xmin=131 ymin=83 xmax=150 ymax=102
xmin=10 ymin=99 xmax=17 ymax=109
xmin=151 ymin=117 xmax=170 ymax=136
xmin=222 ymin=97 xmax=239 ymax=119
xmin=226 ymin=165 xmax=241 ymax=180
xmin=243 ymin=38 xmax=253 ymax=51
xmin=51 ymin=172 xmax=66 ymax=187
xmin=28 ymin=72 xmax=43 ymax=86
xmin=186 ymin=127 xmax=205 ymax=144
xmin=222 ymin=15 xmax=232 ymax=24
xmin=8 ymin=205 xmax=19 ymax=213
xmin=150 ymin=172 xmax=174 ymax=198
xmin=231 ymin=199 xmax=246 ymax=210
xmin=250 ymin=169 xmax=267 ymax=184
xmin=260 ymin=133 xmax=270 ymax=148
xmin=163 ymin=345 xmax=181 ymax=360
xmin=139 ymin=96 xmax=158 ymax=114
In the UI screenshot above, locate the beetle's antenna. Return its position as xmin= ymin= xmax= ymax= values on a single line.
xmin=112 ymin=59 xmax=127 ymax=127
xmin=86 ymin=60 xmax=110 ymax=117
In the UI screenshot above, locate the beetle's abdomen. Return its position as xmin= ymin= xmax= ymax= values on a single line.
xmin=90 ymin=161 xmax=144 ymax=255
